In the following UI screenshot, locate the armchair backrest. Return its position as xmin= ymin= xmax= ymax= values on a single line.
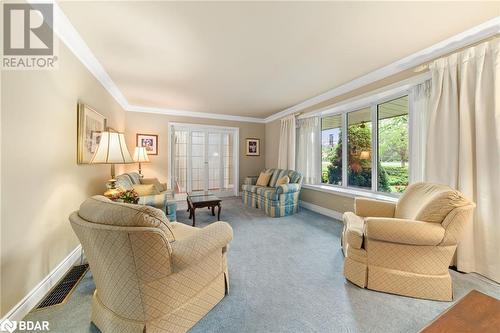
xmin=69 ymin=196 xmax=174 ymax=321
xmin=395 ymin=182 xmax=471 ymax=224
xmin=115 ymin=172 xmax=141 ymax=190
xmin=264 ymin=168 xmax=303 ymax=187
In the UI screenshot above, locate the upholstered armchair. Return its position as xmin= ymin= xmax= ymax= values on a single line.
xmin=342 ymin=182 xmax=475 ymax=301
xmin=70 ymin=196 xmax=233 ymax=333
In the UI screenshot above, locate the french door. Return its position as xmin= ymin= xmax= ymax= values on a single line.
xmin=170 ymin=123 xmax=239 ymax=197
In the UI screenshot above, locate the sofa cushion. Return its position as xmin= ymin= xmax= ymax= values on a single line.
xmin=276 ymin=176 xmax=290 ymax=186
xmin=269 ymin=169 xmax=302 ymax=187
xmin=140 ymin=177 xmax=163 ymax=192
xmin=132 ymin=184 xmax=159 ymax=196
xmin=128 ymin=172 xmax=141 ymax=185
xmin=256 ymin=171 xmax=273 ymax=187
xmin=78 ymin=195 xmax=175 ymax=242
xmin=115 ymin=174 xmax=134 ymax=190
xmin=395 ymin=182 xmax=470 ymax=223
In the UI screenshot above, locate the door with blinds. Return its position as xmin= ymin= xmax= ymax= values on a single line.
xmin=170 ymin=124 xmax=238 ymax=197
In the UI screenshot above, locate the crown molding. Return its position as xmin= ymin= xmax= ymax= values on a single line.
xmin=127 ymin=105 xmax=266 ymax=123
xmin=264 ymin=16 xmax=500 ymax=123
xmin=35 ymin=1 xmax=499 ymax=125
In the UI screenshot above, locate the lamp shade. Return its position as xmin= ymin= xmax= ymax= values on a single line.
xmin=133 ymin=146 xmax=150 ymax=163
xmin=90 ymin=131 xmax=134 ymax=164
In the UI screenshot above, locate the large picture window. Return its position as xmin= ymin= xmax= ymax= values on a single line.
xmin=377 ymin=96 xmax=409 ymax=193
xmin=321 ymin=114 xmax=342 ymax=185
xmin=347 ymin=108 xmax=372 ymax=189
xmin=314 ymin=93 xmax=411 ymax=196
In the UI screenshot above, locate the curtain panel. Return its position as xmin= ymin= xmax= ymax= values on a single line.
xmin=409 ymin=80 xmax=432 ymax=183
xmin=425 ymin=38 xmax=500 ymax=282
xmin=277 ymin=115 xmax=296 ymax=170
xmin=296 ymin=117 xmax=321 ymax=184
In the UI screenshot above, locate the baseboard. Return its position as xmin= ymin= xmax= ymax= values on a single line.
xmin=299 ymin=200 xmax=343 ymax=220
xmin=1 ymin=245 xmax=83 ymax=322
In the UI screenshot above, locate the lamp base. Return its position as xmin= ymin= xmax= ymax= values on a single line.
xmin=104 ymin=179 xmax=121 ymax=198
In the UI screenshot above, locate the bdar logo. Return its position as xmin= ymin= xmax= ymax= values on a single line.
xmin=0 ymin=319 xmax=17 ymax=333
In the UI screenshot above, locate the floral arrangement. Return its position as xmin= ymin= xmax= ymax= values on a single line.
xmin=110 ymin=189 xmax=139 ymax=204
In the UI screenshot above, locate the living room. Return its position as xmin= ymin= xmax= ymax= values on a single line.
xmin=1 ymin=1 xmax=499 ymax=333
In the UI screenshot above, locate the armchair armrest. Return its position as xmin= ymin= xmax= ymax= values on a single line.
xmin=171 ymin=222 xmax=233 ymax=270
xmin=355 ymin=198 xmax=396 ymax=218
xmin=138 ymin=193 xmax=167 ymax=210
xmin=276 ymin=183 xmax=301 ymax=195
xmin=365 ymin=217 xmax=445 ymax=246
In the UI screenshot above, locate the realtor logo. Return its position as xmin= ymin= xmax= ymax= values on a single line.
xmin=2 ymin=2 xmax=58 ymax=69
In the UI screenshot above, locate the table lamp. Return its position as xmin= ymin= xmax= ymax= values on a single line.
xmin=90 ymin=131 xmax=134 ymax=197
xmin=132 ymin=146 xmax=150 ymax=178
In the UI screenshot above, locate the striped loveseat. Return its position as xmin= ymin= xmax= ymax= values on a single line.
xmin=115 ymin=172 xmax=177 ymax=222
xmin=242 ymin=169 xmax=303 ymax=217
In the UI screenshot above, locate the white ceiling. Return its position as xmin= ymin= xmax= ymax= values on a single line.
xmin=59 ymin=1 xmax=499 ymax=119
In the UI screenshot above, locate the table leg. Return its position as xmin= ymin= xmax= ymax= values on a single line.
xmin=211 ymin=205 xmax=215 ymax=216
xmin=186 ymin=197 xmax=190 ymax=212
xmin=217 ymin=203 xmax=221 ymax=220
xmin=192 ymin=208 xmax=196 ymax=227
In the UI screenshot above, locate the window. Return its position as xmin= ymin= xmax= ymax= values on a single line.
xmin=347 ymin=108 xmax=372 ymax=189
xmin=321 ymin=114 xmax=342 ymax=185
xmin=316 ymin=93 xmax=411 ymax=196
xmin=377 ymin=96 xmax=409 ymax=193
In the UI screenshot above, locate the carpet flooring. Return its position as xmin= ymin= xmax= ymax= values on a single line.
xmin=22 ymin=197 xmax=500 ymax=333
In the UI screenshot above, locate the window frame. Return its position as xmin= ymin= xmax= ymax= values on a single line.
xmin=319 ymin=90 xmax=411 ymax=198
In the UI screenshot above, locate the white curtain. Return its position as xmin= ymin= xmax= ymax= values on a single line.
xmin=277 ymin=115 xmax=296 ymax=170
xmin=296 ymin=117 xmax=320 ymax=184
xmin=409 ymin=79 xmax=431 ymax=183
xmin=425 ymin=38 xmax=500 ymax=282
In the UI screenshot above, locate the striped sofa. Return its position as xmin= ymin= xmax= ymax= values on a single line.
xmin=115 ymin=172 xmax=177 ymax=222
xmin=242 ymin=169 xmax=303 ymax=217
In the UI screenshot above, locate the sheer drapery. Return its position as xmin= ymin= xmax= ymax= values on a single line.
xmin=425 ymin=38 xmax=500 ymax=282
xmin=277 ymin=115 xmax=296 ymax=170
xmin=296 ymin=117 xmax=320 ymax=184
xmin=409 ymin=80 xmax=431 ymax=183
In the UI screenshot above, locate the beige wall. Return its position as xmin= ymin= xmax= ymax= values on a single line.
xmin=123 ymin=112 xmax=266 ymax=189
xmin=265 ymin=69 xmax=420 ymax=212
xmin=0 ymin=43 xmax=126 ymax=316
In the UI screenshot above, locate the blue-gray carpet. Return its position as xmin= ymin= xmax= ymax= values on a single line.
xmin=23 ymin=197 xmax=500 ymax=332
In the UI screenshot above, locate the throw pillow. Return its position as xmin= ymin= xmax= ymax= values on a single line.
xmin=132 ymin=184 xmax=159 ymax=196
xmin=256 ymin=171 xmax=273 ymax=187
xmin=276 ymin=175 xmax=290 ymax=186
xmin=140 ymin=178 xmax=162 ymax=193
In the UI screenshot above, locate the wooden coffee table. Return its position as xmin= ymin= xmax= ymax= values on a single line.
xmin=187 ymin=192 xmax=222 ymax=227
xmin=420 ymin=290 xmax=500 ymax=332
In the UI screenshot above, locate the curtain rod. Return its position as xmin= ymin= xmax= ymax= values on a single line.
xmin=414 ymin=34 xmax=500 ymax=73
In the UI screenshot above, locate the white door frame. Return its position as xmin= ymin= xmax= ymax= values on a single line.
xmin=169 ymin=123 xmax=239 ymax=197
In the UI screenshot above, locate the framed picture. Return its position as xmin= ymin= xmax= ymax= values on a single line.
xmin=137 ymin=133 xmax=158 ymax=155
xmin=77 ymin=103 xmax=107 ymax=164
xmin=246 ymin=138 xmax=260 ymax=156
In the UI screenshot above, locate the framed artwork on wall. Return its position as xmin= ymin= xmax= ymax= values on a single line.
xmin=246 ymin=138 xmax=260 ymax=156
xmin=77 ymin=103 xmax=107 ymax=164
xmin=137 ymin=133 xmax=158 ymax=155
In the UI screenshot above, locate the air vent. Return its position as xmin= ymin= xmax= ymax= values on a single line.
xmin=36 ymin=264 xmax=89 ymax=309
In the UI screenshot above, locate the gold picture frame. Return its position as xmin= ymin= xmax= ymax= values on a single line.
xmin=77 ymin=103 xmax=107 ymax=164
xmin=136 ymin=133 xmax=158 ymax=155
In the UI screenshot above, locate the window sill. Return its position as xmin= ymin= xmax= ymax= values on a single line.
xmin=302 ymin=184 xmax=399 ymax=202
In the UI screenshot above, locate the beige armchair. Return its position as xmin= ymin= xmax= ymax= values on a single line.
xmin=342 ymin=182 xmax=475 ymax=301
xmin=69 ymin=195 xmax=233 ymax=333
